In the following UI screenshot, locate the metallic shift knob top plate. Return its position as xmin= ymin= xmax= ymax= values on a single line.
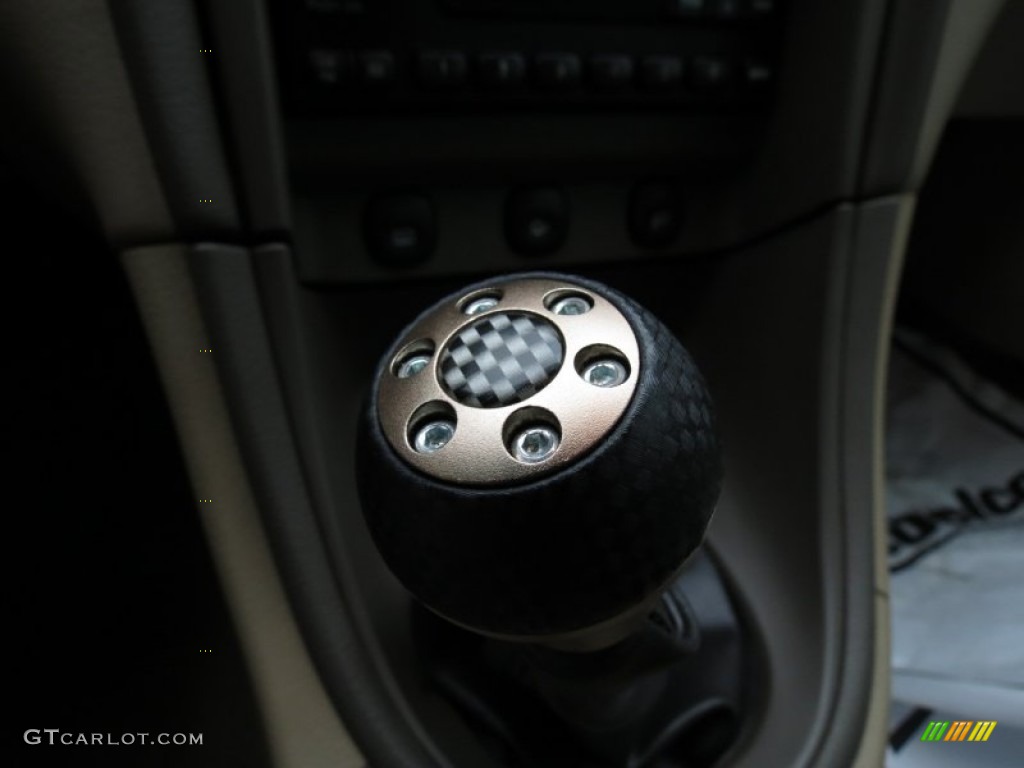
xmin=376 ymin=277 xmax=641 ymax=486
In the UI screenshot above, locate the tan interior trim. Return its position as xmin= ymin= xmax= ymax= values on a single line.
xmin=121 ymin=244 xmax=364 ymax=768
xmin=0 ymin=0 xmax=174 ymax=241
xmin=845 ymin=197 xmax=916 ymax=765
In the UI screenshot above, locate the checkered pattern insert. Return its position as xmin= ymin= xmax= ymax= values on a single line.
xmin=440 ymin=312 xmax=564 ymax=408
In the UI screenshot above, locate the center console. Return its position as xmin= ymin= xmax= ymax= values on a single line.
xmin=269 ymin=0 xmax=786 ymax=283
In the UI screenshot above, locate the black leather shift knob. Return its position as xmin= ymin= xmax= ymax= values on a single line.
xmin=357 ymin=273 xmax=721 ymax=643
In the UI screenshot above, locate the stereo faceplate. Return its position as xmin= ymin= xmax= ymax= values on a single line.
xmin=273 ymin=0 xmax=783 ymax=116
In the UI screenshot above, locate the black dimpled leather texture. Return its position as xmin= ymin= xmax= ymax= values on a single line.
xmin=357 ymin=272 xmax=722 ymax=638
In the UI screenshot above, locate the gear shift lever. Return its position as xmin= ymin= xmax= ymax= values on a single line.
xmin=358 ymin=272 xmax=722 ymax=650
xmin=357 ymin=273 xmax=742 ymax=766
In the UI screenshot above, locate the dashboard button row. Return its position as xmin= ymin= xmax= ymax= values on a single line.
xmin=364 ymin=183 xmax=686 ymax=268
xmin=302 ymin=0 xmax=776 ymax=22
xmin=665 ymin=0 xmax=776 ymax=20
xmin=308 ymin=50 xmax=774 ymax=92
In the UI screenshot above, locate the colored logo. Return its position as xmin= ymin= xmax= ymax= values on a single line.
xmin=921 ymin=721 xmax=997 ymax=742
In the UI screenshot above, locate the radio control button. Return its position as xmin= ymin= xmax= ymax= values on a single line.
xmin=666 ymin=0 xmax=706 ymax=18
xmin=356 ymin=50 xmax=396 ymax=87
xmin=746 ymin=0 xmax=776 ymax=18
xmin=505 ymin=187 xmax=569 ymax=256
xmin=307 ymin=49 xmax=350 ymax=86
xmin=535 ymin=53 xmax=582 ymax=89
xmin=640 ymin=55 xmax=684 ymax=89
xmin=628 ymin=181 xmax=684 ymax=249
xmin=478 ymin=52 xmax=527 ymax=86
xmin=364 ymin=194 xmax=436 ymax=268
xmin=708 ymin=0 xmax=742 ymax=20
xmin=304 ymin=0 xmax=365 ymax=15
xmin=590 ymin=55 xmax=634 ymax=89
xmin=742 ymin=58 xmax=774 ymax=91
xmin=418 ymin=51 xmax=468 ymax=89
xmin=689 ymin=55 xmax=734 ymax=90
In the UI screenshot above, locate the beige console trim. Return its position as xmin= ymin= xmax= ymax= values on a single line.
xmin=121 ymin=244 xmax=364 ymax=768
xmin=0 ymin=0 xmax=175 ymax=241
xmin=845 ymin=197 xmax=915 ymax=766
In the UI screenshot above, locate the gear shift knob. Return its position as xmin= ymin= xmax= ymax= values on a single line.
xmin=357 ymin=273 xmax=721 ymax=649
